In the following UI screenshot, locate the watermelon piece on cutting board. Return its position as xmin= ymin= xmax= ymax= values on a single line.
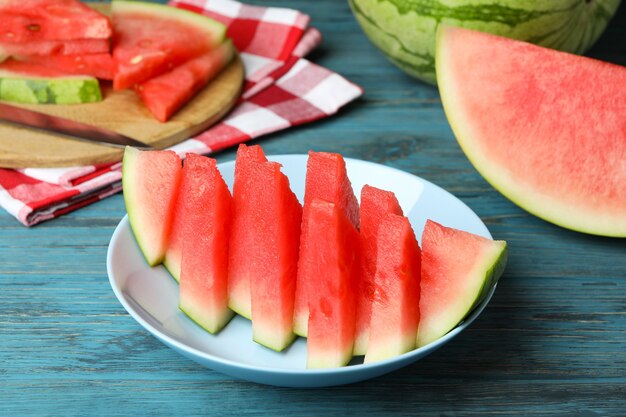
xmin=178 ymin=154 xmax=234 ymax=334
xmin=0 ymin=0 xmax=112 ymax=42
xmin=437 ymin=26 xmax=626 ymax=237
xmin=136 ymin=39 xmax=235 ymax=122
xmin=417 ymin=220 xmax=507 ymax=347
xmin=0 ymin=59 xmax=101 ymax=104
xmin=13 ymin=53 xmax=115 ymax=80
xmin=0 ymin=38 xmax=110 ymax=57
xmin=354 ymin=185 xmax=404 ymax=355
xmin=111 ymin=0 xmax=226 ymax=90
xmin=293 ymin=151 xmax=360 ymax=338
xmin=122 ymin=147 xmax=183 ymax=267
xmin=245 ymin=159 xmax=302 ymax=351
xmin=306 ymin=198 xmax=360 ymax=369
xmin=365 ymin=213 xmax=420 ymax=364
xmin=228 ymin=144 xmax=269 ymax=319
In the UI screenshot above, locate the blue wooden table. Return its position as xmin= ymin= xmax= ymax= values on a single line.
xmin=2 ymin=1 xmax=625 ymax=415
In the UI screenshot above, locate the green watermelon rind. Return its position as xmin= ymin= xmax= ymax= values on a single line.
xmin=0 ymin=74 xmax=101 ymax=104
xmin=111 ymin=0 xmax=227 ymax=43
xmin=179 ymin=304 xmax=235 ymax=335
xmin=435 ymin=26 xmax=626 ymax=238
xmin=253 ymin=322 xmax=297 ymax=353
xmin=416 ymin=239 xmax=507 ymax=348
xmin=349 ymin=0 xmax=621 ymax=84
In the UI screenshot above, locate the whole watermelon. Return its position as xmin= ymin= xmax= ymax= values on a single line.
xmin=348 ymin=0 xmax=622 ymax=84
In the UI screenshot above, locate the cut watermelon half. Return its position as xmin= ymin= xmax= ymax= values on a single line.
xmin=111 ymin=0 xmax=226 ymax=90
xmin=417 ymin=220 xmax=507 ymax=347
xmin=0 ymin=59 xmax=101 ymax=104
xmin=0 ymin=38 xmax=110 ymax=57
xmin=437 ymin=26 xmax=626 ymax=237
xmin=294 ymin=151 xmax=360 ymax=338
xmin=228 ymin=144 xmax=269 ymax=319
xmin=306 ymin=198 xmax=360 ymax=369
xmin=178 ymin=154 xmax=234 ymax=334
xmin=0 ymin=0 xmax=112 ymax=42
xmin=354 ymin=185 xmax=404 ymax=356
xmin=122 ymin=147 xmax=183 ymax=266
xmin=14 ymin=53 xmax=115 ymax=80
xmin=365 ymin=213 xmax=420 ymax=364
xmin=246 ymin=159 xmax=302 ymax=351
xmin=136 ymin=39 xmax=235 ymax=122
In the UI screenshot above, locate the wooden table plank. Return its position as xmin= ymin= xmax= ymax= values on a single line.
xmin=1 ymin=0 xmax=625 ymax=415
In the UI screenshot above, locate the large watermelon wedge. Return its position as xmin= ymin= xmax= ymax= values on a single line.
xmin=437 ymin=26 xmax=626 ymax=237
xmin=111 ymin=0 xmax=226 ymax=90
xmin=349 ymin=0 xmax=621 ymax=84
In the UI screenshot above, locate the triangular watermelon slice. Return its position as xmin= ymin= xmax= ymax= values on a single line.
xmin=293 ymin=151 xmax=360 ymax=338
xmin=122 ymin=147 xmax=183 ymax=266
xmin=364 ymin=213 xmax=420 ymax=364
xmin=111 ymin=1 xmax=226 ymax=90
xmin=13 ymin=53 xmax=115 ymax=80
xmin=0 ymin=0 xmax=112 ymax=42
xmin=0 ymin=38 xmax=110 ymax=57
xmin=135 ymin=39 xmax=235 ymax=122
xmin=437 ymin=26 xmax=626 ymax=237
xmin=354 ymin=185 xmax=404 ymax=355
xmin=178 ymin=154 xmax=234 ymax=334
xmin=417 ymin=220 xmax=507 ymax=347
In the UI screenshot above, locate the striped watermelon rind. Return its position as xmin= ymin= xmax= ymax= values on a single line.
xmin=0 ymin=72 xmax=101 ymax=104
xmin=349 ymin=0 xmax=621 ymax=84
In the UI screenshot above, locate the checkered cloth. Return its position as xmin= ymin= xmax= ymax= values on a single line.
xmin=0 ymin=0 xmax=362 ymax=226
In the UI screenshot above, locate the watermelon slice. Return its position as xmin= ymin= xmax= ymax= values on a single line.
xmin=417 ymin=220 xmax=507 ymax=347
xmin=293 ymin=151 xmax=360 ymax=338
xmin=0 ymin=60 xmax=101 ymax=104
xmin=111 ymin=1 xmax=226 ymax=90
xmin=0 ymin=38 xmax=110 ymax=56
xmin=228 ymin=144 xmax=269 ymax=319
xmin=306 ymin=198 xmax=360 ymax=369
xmin=14 ymin=53 xmax=115 ymax=80
xmin=436 ymin=26 xmax=626 ymax=237
xmin=0 ymin=0 xmax=112 ymax=42
xmin=178 ymin=154 xmax=234 ymax=334
xmin=245 ymin=159 xmax=302 ymax=351
xmin=122 ymin=147 xmax=183 ymax=266
xmin=164 ymin=193 xmax=184 ymax=283
xmin=354 ymin=185 xmax=403 ymax=356
xmin=364 ymin=213 xmax=420 ymax=364
xmin=136 ymin=40 xmax=235 ymax=122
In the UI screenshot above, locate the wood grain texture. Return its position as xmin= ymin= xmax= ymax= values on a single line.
xmin=0 ymin=4 xmax=244 ymax=168
xmin=1 ymin=1 xmax=625 ymax=416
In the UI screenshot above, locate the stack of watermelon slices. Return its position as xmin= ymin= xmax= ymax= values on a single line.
xmin=0 ymin=0 xmax=113 ymax=104
xmin=0 ymin=0 xmax=234 ymax=121
xmin=122 ymin=144 xmax=508 ymax=368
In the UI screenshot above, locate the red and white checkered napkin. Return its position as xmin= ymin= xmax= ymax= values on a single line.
xmin=0 ymin=0 xmax=362 ymax=226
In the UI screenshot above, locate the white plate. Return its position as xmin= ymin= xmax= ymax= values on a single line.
xmin=107 ymin=155 xmax=497 ymax=387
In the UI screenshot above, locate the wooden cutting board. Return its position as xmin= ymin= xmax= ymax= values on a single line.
xmin=0 ymin=3 xmax=244 ymax=168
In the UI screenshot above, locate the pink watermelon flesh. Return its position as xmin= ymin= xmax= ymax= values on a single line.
xmin=0 ymin=0 xmax=112 ymax=42
xmin=306 ymin=198 xmax=360 ymax=369
xmin=293 ymin=151 xmax=360 ymax=337
xmin=437 ymin=26 xmax=626 ymax=237
xmin=111 ymin=1 xmax=226 ymax=90
xmin=246 ymin=160 xmax=302 ymax=351
xmin=136 ymin=40 xmax=234 ymax=122
xmin=13 ymin=53 xmax=115 ymax=79
xmin=122 ymin=147 xmax=182 ymax=266
xmin=228 ymin=144 xmax=269 ymax=319
xmin=417 ymin=220 xmax=507 ymax=347
xmin=354 ymin=185 xmax=404 ymax=356
xmin=365 ymin=213 xmax=420 ymax=364
xmin=0 ymin=38 xmax=110 ymax=56
xmin=178 ymin=154 xmax=234 ymax=334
